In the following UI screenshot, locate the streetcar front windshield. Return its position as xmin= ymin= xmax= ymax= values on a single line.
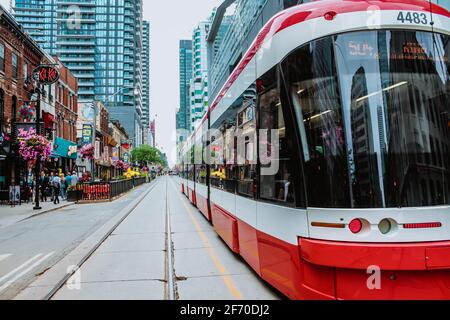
xmin=283 ymin=30 xmax=450 ymax=208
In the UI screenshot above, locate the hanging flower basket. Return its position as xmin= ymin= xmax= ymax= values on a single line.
xmin=80 ymin=143 xmax=95 ymax=160
xmin=113 ymin=160 xmax=126 ymax=170
xmin=17 ymin=128 xmax=51 ymax=164
xmin=19 ymin=104 xmax=34 ymax=122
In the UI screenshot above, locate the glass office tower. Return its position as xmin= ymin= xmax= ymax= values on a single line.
xmin=176 ymin=40 xmax=193 ymax=150
xmin=14 ymin=0 xmax=145 ymax=145
xmin=141 ymin=20 xmax=151 ymax=145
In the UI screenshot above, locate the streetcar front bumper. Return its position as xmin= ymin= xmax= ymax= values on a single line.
xmin=298 ymin=238 xmax=450 ymax=300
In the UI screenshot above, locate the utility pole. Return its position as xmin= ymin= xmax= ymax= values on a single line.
xmin=31 ymin=64 xmax=60 ymax=210
xmin=33 ymin=85 xmax=42 ymax=210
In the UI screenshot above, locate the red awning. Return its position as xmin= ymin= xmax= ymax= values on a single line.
xmin=43 ymin=112 xmax=55 ymax=129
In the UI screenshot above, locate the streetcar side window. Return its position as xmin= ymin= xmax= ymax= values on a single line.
xmin=258 ymin=68 xmax=296 ymax=206
xmin=195 ymin=134 xmax=207 ymax=185
xmin=210 ymin=131 xmax=224 ymax=190
xmin=282 ymin=37 xmax=350 ymax=208
xmin=209 ymin=123 xmax=237 ymax=194
xmin=237 ymin=84 xmax=257 ymax=199
xmin=188 ymin=146 xmax=195 ymax=182
xmin=223 ymin=120 xmax=237 ymax=194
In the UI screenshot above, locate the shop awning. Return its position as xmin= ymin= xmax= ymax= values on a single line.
xmin=43 ymin=112 xmax=55 ymax=129
xmin=51 ymin=137 xmax=78 ymax=160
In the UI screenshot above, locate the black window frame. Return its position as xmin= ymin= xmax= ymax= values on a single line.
xmin=256 ymin=66 xmax=305 ymax=208
xmin=0 ymin=43 xmax=5 ymax=73
xmin=11 ymin=53 xmax=18 ymax=80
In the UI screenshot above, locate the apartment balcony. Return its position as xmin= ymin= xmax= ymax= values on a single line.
xmin=57 ymin=34 xmax=95 ymax=39
xmin=57 ymin=1 xmax=96 ymax=7
xmin=70 ymin=65 xmax=95 ymax=71
xmin=56 ymin=8 xmax=96 ymax=14
xmin=56 ymin=48 xmax=95 ymax=54
xmin=72 ymin=73 xmax=95 ymax=79
xmin=56 ymin=18 xmax=96 ymax=24
xmin=78 ymin=87 xmax=95 ymax=96
xmin=56 ymin=41 xmax=95 ymax=46
xmin=62 ymin=57 xmax=95 ymax=63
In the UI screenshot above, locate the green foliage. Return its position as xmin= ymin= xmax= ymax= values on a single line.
xmin=131 ymin=145 xmax=167 ymax=167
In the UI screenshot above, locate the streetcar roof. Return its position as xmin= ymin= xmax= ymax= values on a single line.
xmin=185 ymin=0 xmax=450 ymax=150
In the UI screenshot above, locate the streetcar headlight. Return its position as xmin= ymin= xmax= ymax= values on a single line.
xmin=379 ymin=219 xmax=392 ymax=235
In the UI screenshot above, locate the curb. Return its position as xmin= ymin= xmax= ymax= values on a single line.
xmin=19 ymin=203 xmax=76 ymax=222
xmin=13 ymin=178 xmax=161 ymax=300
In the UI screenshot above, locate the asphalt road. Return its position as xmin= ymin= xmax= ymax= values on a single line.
xmin=0 ymin=181 xmax=155 ymax=300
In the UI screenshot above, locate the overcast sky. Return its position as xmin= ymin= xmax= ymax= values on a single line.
xmin=1 ymin=0 xmax=223 ymax=166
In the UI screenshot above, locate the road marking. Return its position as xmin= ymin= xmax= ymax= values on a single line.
xmin=0 ymin=254 xmax=43 ymax=284
xmin=170 ymin=178 xmax=243 ymax=299
xmin=0 ymin=252 xmax=54 ymax=293
xmin=0 ymin=254 xmax=11 ymax=262
xmin=165 ymin=178 xmax=176 ymax=300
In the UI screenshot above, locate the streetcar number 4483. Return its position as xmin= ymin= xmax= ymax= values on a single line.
xmin=397 ymin=11 xmax=428 ymax=25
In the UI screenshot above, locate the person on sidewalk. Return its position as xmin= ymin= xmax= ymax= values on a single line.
xmin=39 ymin=171 xmax=49 ymax=202
xmin=60 ymin=175 xmax=67 ymax=200
xmin=52 ymin=174 xmax=61 ymax=204
xmin=65 ymin=172 xmax=72 ymax=188
xmin=71 ymin=171 xmax=79 ymax=186
xmin=49 ymin=172 xmax=55 ymax=202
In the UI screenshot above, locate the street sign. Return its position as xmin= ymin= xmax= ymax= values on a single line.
xmin=82 ymin=124 xmax=93 ymax=145
xmin=33 ymin=65 xmax=60 ymax=85
xmin=112 ymin=147 xmax=119 ymax=162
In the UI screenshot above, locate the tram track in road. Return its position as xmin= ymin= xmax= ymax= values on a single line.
xmin=165 ymin=177 xmax=244 ymax=300
xmin=42 ymin=179 xmax=162 ymax=300
xmin=165 ymin=176 xmax=178 ymax=300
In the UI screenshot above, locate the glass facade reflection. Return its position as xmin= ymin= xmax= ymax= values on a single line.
xmin=177 ymin=40 xmax=193 ymax=142
xmin=283 ymin=30 xmax=449 ymax=208
xmin=14 ymin=0 xmax=145 ymax=143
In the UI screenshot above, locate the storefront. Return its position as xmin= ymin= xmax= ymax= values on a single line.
xmin=50 ymin=137 xmax=78 ymax=175
xmin=0 ymin=138 xmax=9 ymax=190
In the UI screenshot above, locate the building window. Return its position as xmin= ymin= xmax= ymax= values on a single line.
xmin=12 ymin=53 xmax=18 ymax=79
xmin=0 ymin=44 xmax=4 ymax=72
xmin=0 ymin=89 xmax=4 ymax=133
xmin=23 ymin=62 xmax=28 ymax=83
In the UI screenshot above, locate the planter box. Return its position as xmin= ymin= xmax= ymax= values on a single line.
xmin=67 ymin=190 xmax=80 ymax=202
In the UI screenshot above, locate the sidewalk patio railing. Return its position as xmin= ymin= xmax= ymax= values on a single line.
xmin=74 ymin=177 xmax=148 ymax=202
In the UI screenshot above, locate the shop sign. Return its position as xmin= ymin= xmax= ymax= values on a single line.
xmin=33 ymin=65 xmax=60 ymax=85
xmin=82 ymin=125 xmax=93 ymax=145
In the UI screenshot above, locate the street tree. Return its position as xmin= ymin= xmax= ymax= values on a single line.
xmin=131 ymin=145 xmax=166 ymax=167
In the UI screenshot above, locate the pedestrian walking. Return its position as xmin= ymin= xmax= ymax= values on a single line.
xmin=65 ymin=172 xmax=72 ymax=188
xmin=71 ymin=171 xmax=79 ymax=186
xmin=39 ymin=171 xmax=49 ymax=202
xmin=53 ymin=174 xmax=61 ymax=204
xmin=49 ymin=171 xmax=55 ymax=202
xmin=60 ymin=175 xmax=67 ymax=200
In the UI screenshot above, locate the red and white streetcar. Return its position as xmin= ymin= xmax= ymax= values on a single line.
xmin=179 ymin=0 xmax=450 ymax=299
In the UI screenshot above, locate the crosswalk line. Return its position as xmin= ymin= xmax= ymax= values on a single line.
xmin=0 ymin=254 xmax=11 ymax=262
xmin=0 ymin=254 xmax=43 ymax=284
xmin=0 ymin=252 xmax=54 ymax=293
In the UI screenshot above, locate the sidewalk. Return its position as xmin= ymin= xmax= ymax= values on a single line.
xmin=0 ymin=201 xmax=75 ymax=229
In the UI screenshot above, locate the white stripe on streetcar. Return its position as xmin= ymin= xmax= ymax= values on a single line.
xmin=0 ymin=252 xmax=54 ymax=293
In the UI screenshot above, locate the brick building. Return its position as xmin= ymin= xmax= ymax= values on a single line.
xmin=0 ymin=7 xmax=45 ymax=191
xmin=50 ymin=56 xmax=78 ymax=174
xmin=94 ymin=101 xmax=113 ymax=181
